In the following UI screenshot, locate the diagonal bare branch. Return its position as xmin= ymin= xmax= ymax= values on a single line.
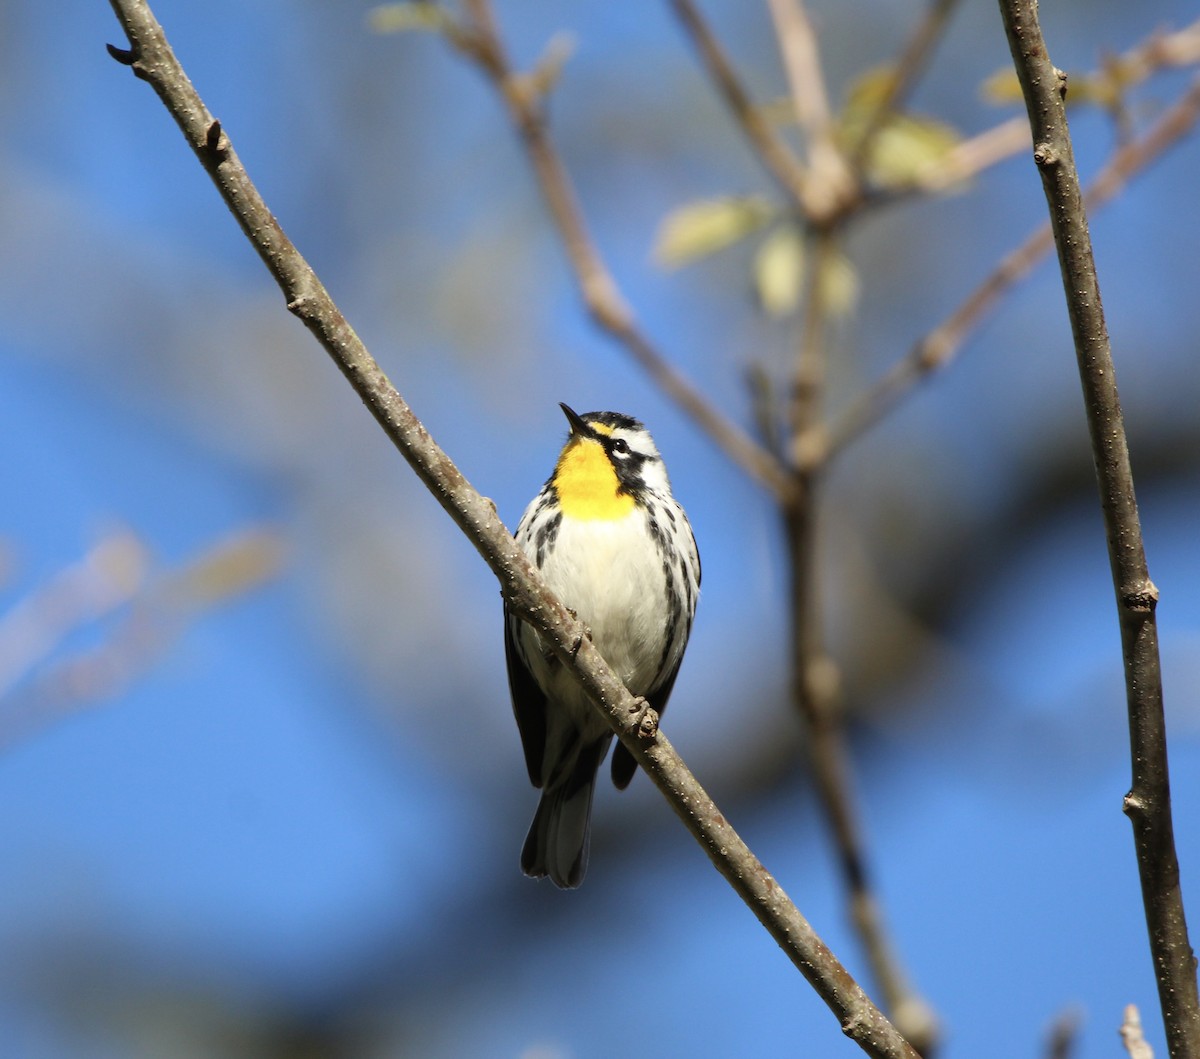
xmin=667 ymin=0 xmax=811 ymax=209
xmin=847 ymin=0 xmax=962 ymax=171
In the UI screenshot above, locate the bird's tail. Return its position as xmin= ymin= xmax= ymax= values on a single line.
xmin=521 ymin=739 xmax=609 ymax=889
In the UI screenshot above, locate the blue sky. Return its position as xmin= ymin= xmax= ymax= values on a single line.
xmin=3 ymin=1 xmax=1200 ymax=1056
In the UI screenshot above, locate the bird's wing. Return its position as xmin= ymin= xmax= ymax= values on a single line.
xmin=611 ymin=514 xmax=699 ymax=791
xmin=505 ymin=608 xmax=547 ymax=788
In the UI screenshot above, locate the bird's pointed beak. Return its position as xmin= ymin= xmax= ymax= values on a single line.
xmin=559 ymin=403 xmax=590 ymax=436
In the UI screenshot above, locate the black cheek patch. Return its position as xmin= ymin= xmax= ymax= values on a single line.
xmin=614 ymin=452 xmax=650 ymax=496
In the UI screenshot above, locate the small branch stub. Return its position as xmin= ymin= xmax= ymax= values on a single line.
xmin=205 ymin=119 xmax=230 ymax=161
xmin=637 ymin=706 xmax=660 ymax=740
xmin=1123 ymin=581 xmax=1160 ymax=614
xmin=106 ymin=40 xmax=150 ymax=81
xmin=1033 ymin=142 xmax=1060 ymax=167
xmin=1120 ymin=1003 xmax=1155 ymax=1059
xmin=106 ymin=42 xmax=137 ymax=65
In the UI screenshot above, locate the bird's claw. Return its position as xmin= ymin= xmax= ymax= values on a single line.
xmin=628 ymin=697 xmax=659 ymax=740
xmin=568 ymin=617 xmax=592 ymax=658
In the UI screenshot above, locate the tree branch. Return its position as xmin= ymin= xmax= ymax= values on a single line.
xmin=664 ymin=3 xmax=937 ymax=1038
xmin=1044 ymin=1007 xmax=1082 ymax=1059
xmin=824 ymin=75 xmax=1200 ymax=462
xmin=908 ymin=115 xmax=1030 ymax=194
xmin=784 ymin=234 xmax=938 ymax=1054
xmin=105 ymin=1 xmax=917 ymax=1055
xmin=846 ymin=0 xmax=961 ymax=172
xmin=450 ymin=0 xmax=792 ymax=501
xmin=997 ymin=2 xmax=1200 ymax=1056
xmin=765 ymin=0 xmax=856 ymax=224
xmin=668 ymin=0 xmax=811 ymax=210
xmin=1122 ymin=1004 xmax=1157 ymax=1059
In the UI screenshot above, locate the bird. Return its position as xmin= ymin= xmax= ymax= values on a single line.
xmin=504 ymin=403 xmax=700 ymax=888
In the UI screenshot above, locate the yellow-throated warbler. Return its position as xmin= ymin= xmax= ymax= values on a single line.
xmin=504 ymin=403 xmax=700 ymax=888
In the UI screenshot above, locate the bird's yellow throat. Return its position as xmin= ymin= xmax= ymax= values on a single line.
xmin=552 ymin=437 xmax=635 ymax=520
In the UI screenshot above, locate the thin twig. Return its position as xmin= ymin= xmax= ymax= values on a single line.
xmin=856 ymin=18 xmax=1200 ymax=210
xmin=451 ymin=0 xmax=792 ymax=501
xmin=913 ymin=115 xmax=1030 ymax=193
xmin=824 ymin=75 xmax=1200 ymax=462
xmin=104 ymin=2 xmax=918 ymax=1055
xmin=1045 ymin=1007 xmax=1082 ymax=1059
xmin=847 ymin=0 xmax=962 ymax=171
xmin=1101 ymin=19 xmax=1200 ymax=88
xmin=849 ymin=118 xmax=1030 ymax=222
xmin=765 ymin=0 xmax=855 ymax=224
xmin=668 ymin=0 xmax=811 ymax=210
xmin=0 ymin=530 xmax=281 ymax=748
xmin=999 ymin=2 xmax=1200 ymax=1056
xmin=1122 ymin=1004 xmax=1156 ymax=1059
xmin=0 ymin=532 xmax=147 ymax=700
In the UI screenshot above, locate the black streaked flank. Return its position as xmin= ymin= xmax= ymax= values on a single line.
xmin=534 ymin=511 xmax=561 ymax=569
xmin=641 ymin=505 xmax=685 ymax=683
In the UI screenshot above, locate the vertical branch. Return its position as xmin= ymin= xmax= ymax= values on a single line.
xmin=784 ymin=235 xmax=937 ymax=1055
xmin=682 ymin=0 xmax=941 ymax=1042
xmin=997 ymin=2 xmax=1200 ymax=1056
xmin=766 ymin=0 xmax=855 ymax=222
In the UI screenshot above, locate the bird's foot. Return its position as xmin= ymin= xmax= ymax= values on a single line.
xmin=627 ymin=697 xmax=659 ymax=740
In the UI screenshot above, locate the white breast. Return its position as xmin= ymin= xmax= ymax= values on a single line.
xmin=535 ymin=509 xmax=671 ymax=694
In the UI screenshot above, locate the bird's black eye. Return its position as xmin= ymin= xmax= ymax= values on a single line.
xmin=610 ymin=437 xmax=629 ymax=455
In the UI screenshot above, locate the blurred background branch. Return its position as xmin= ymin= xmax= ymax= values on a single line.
xmin=845 ymin=0 xmax=962 ymax=172
xmin=0 ymin=529 xmax=283 ymax=749
xmin=668 ymin=0 xmax=811 ymax=207
xmin=443 ymin=0 xmax=794 ymax=499
xmin=826 ymin=73 xmax=1200 ymax=460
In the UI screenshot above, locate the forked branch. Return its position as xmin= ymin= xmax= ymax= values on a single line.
xmin=452 ymin=0 xmax=793 ymax=501
xmin=826 ymin=75 xmax=1200 ymax=461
